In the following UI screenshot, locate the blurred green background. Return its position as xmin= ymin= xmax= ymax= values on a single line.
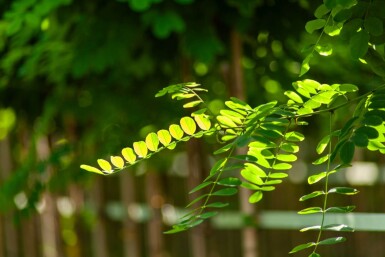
xmin=1 ymin=0 xmax=385 ymax=257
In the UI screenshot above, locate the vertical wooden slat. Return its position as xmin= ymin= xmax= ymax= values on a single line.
xmin=120 ymin=171 xmax=141 ymax=257
xmin=146 ymin=171 xmax=166 ymax=257
xmin=36 ymin=136 xmax=62 ymax=257
xmin=90 ymin=178 xmax=109 ymax=257
xmin=0 ymin=137 xmax=19 ymax=257
xmin=230 ymin=29 xmax=259 ymax=257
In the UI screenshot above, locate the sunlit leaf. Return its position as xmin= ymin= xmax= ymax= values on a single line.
xmin=308 ymin=172 xmax=327 ymax=184
xmin=122 ymin=147 xmax=137 ymax=164
xmin=316 ymin=134 xmax=331 ymax=154
xmin=80 ymin=164 xmax=104 ymax=175
xmin=284 ymin=91 xmax=303 ymax=103
xmin=145 ymin=132 xmax=159 ymax=151
xmin=217 ymin=115 xmax=238 ymax=128
xmin=269 ymin=172 xmax=289 ymax=179
xmin=183 ymin=100 xmax=202 ymax=108
xmin=281 ymin=142 xmax=300 ymax=153
xmin=194 ymin=114 xmax=211 ymax=130
xmin=180 ymin=116 xmax=196 ymax=135
xmin=312 ymin=154 xmax=329 ymax=165
xmin=276 ymin=154 xmax=297 ymax=162
xmin=133 ymin=141 xmax=148 ymax=158
xmin=157 ymin=129 xmax=172 ymax=146
xmin=325 ymin=206 xmax=355 ymax=213
xmin=97 ymin=159 xmax=112 ymax=172
xmin=169 ymin=124 xmax=184 ymax=139
xmin=272 ymin=163 xmax=292 ymax=170
xmin=285 ymin=131 xmax=305 ymax=142
xmin=111 ymin=156 xmax=124 ymax=169
xmin=241 ymin=168 xmax=264 ymax=185
xmin=249 ymin=191 xmax=263 ymax=203
xmin=323 ymin=224 xmax=354 ymax=232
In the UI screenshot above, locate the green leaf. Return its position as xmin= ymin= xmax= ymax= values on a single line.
xmin=199 ymin=211 xmax=218 ymax=219
xmin=328 ymin=187 xmax=359 ymax=195
xmin=189 ymin=181 xmax=213 ymax=194
xmin=285 ymin=131 xmax=305 ymax=142
xmin=312 ymin=91 xmax=337 ymax=104
xmin=276 ymin=154 xmax=297 ymax=162
xmin=80 ymin=164 xmax=104 ymax=175
xmin=289 ymin=242 xmax=316 ymax=254
xmin=314 ymin=4 xmax=330 ymax=18
xmin=315 ymin=44 xmax=333 ymax=56
xmin=272 ymin=163 xmax=292 ymax=170
xmin=362 ymin=115 xmax=383 ymax=126
xmin=249 ymin=137 xmax=277 ymax=149
xmin=186 ymin=194 xmax=209 ymax=207
xmin=214 ymin=142 xmax=233 ymax=155
xmin=205 ymin=202 xmax=229 ymax=208
xmin=351 ymin=132 xmax=369 ymax=147
xmin=133 ymin=141 xmax=148 ymax=158
xmin=269 ymin=172 xmax=288 ymax=179
xmin=249 ymin=191 xmax=263 ymax=203
xmin=169 ymin=124 xmax=184 ymax=139
xmin=263 ymin=179 xmax=283 ymax=185
xmin=212 ymin=188 xmax=238 ymax=196
xmin=260 ymin=186 xmax=276 ymax=191
xmin=157 ymin=129 xmax=172 ymax=146
xmin=318 ymin=237 xmax=346 ymax=245
xmin=122 ymin=147 xmax=137 ymax=164
xmin=244 ymin=163 xmax=267 ymax=177
xmin=305 ymin=19 xmax=326 ymax=34
xmin=97 ymin=159 xmax=113 ymax=173
xmin=299 ymin=191 xmax=325 ymax=201
xmin=308 ymin=172 xmax=327 ymax=184
xmin=325 ymin=206 xmax=355 ymax=213
xmin=298 ymin=207 xmax=323 ymax=214
xmin=322 ymin=224 xmax=354 ymax=232
xmin=281 ymin=142 xmax=300 ymax=153
xmin=183 ymin=100 xmax=202 ymax=108
xmin=300 ymin=53 xmax=313 ymax=77
xmin=309 ymin=252 xmax=321 ymax=257
xmin=340 ymin=140 xmax=355 ymax=164
xmin=337 ymin=83 xmax=359 ymax=92
xmin=364 ymin=17 xmax=383 ymax=36
xmin=316 ymin=134 xmax=331 ymax=154
xmin=110 ymin=156 xmax=125 ymax=169
xmin=217 ymin=177 xmax=242 ymax=186
xmin=350 ymin=30 xmax=369 ymax=59
xmin=284 ymin=91 xmax=303 ymax=103
xmin=180 ymin=117 xmax=196 ymax=135
xmin=312 ymin=154 xmax=330 ymax=165
xmin=194 ymin=114 xmax=211 ymax=130
xmin=217 ymin=115 xmax=238 ymax=128
xmin=145 ymin=132 xmax=160 ymax=151
xmin=209 ymin=158 xmax=227 ymax=176
xmin=241 ymin=168 xmax=264 ymax=185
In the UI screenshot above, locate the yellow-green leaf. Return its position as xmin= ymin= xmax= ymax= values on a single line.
xmin=121 ymin=147 xmax=136 ymax=164
xmin=183 ymin=100 xmax=202 ymax=108
xmin=180 ymin=116 xmax=196 ymax=135
xmin=80 ymin=164 xmax=104 ymax=175
xmin=97 ymin=159 xmax=112 ymax=173
xmin=217 ymin=115 xmax=237 ymax=128
xmin=169 ymin=124 xmax=184 ymax=139
xmin=194 ymin=114 xmax=211 ymax=130
xmin=110 ymin=156 xmax=124 ymax=169
xmin=145 ymin=132 xmax=159 ymax=151
xmin=157 ymin=129 xmax=172 ymax=146
xmin=133 ymin=141 xmax=148 ymax=158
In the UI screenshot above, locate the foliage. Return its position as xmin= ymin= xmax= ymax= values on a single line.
xmin=81 ymin=0 xmax=385 ymax=256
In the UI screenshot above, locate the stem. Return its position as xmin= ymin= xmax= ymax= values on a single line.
xmin=313 ymin=111 xmax=333 ymax=253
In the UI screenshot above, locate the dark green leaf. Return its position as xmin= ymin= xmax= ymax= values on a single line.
xmin=364 ymin=17 xmax=383 ymax=36
xmin=289 ymin=242 xmax=315 ymax=254
xmin=351 ymin=132 xmax=369 ymax=147
xmin=281 ymin=142 xmax=300 ymax=153
xmin=355 ymin=126 xmax=379 ymax=139
xmin=212 ymin=188 xmax=238 ymax=196
xmin=189 ymin=181 xmax=213 ymax=194
xmin=325 ymin=206 xmax=355 ymax=213
xmin=199 ymin=211 xmax=218 ymax=219
xmin=217 ymin=177 xmax=242 ymax=187
xmin=305 ymin=19 xmax=326 ymax=34
xmin=205 ymin=202 xmax=229 ymax=208
xmin=318 ymin=237 xmax=346 ymax=245
xmin=340 ymin=140 xmax=355 ymax=164
xmin=363 ymin=115 xmax=383 ymax=126
xmin=186 ymin=194 xmax=209 ymax=207
xmin=315 ymin=4 xmax=330 ymax=18
xmin=300 ymin=191 xmax=325 ymax=201
xmin=209 ymin=158 xmax=227 ymax=176
xmin=328 ymin=187 xmax=359 ymax=195
xmin=349 ymin=30 xmax=369 ymax=59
